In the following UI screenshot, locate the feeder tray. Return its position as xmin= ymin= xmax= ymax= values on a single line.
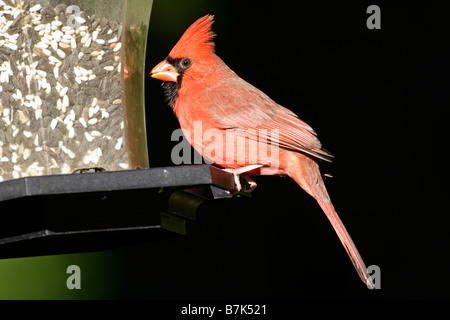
xmin=0 ymin=165 xmax=236 ymax=259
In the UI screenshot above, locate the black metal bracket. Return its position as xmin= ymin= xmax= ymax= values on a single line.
xmin=0 ymin=165 xmax=236 ymax=259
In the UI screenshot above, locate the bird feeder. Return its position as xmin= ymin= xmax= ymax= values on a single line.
xmin=0 ymin=0 xmax=241 ymax=259
xmin=0 ymin=0 xmax=151 ymax=182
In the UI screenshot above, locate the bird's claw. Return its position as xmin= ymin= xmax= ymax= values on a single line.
xmin=223 ymin=165 xmax=263 ymax=195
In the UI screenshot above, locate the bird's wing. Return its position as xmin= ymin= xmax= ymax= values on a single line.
xmin=204 ymin=81 xmax=334 ymax=162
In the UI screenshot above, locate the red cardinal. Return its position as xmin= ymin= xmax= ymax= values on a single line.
xmin=151 ymin=15 xmax=373 ymax=288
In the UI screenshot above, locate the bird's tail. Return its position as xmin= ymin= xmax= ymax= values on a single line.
xmin=286 ymin=153 xmax=374 ymax=288
xmin=315 ymin=197 xmax=374 ymax=288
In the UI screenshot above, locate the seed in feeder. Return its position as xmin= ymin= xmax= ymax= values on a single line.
xmin=1 ymin=71 xmax=9 ymax=83
xmin=62 ymin=95 xmax=69 ymax=111
xmin=53 ymin=65 xmax=59 ymax=78
xmin=56 ymin=49 xmax=66 ymax=59
xmin=23 ymin=149 xmax=31 ymax=160
xmin=62 ymin=146 xmax=76 ymax=159
xmin=60 ymin=42 xmax=71 ymax=49
xmin=36 ymin=94 xmax=43 ymax=104
xmin=75 ymin=16 xmax=86 ymax=24
xmin=15 ymin=88 xmax=22 ymax=100
xmin=8 ymin=43 xmax=18 ymax=51
xmin=84 ymin=132 xmax=93 ymax=142
xmin=71 ymin=37 xmax=76 ymax=49
xmin=49 ymin=39 xmax=57 ymax=51
xmin=17 ymin=111 xmax=29 ymax=124
xmin=40 ymin=37 xmax=50 ymax=46
xmin=35 ymin=109 xmax=42 ymax=120
xmin=52 ymin=20 xmax=63 ymax=27
xmin=84 ymin=37 xmax=92 ymax=48
xmin=49 ymin=55 xmax=60 ymax=64
xmin=56 ymin=98 xmax=62 ymax=110
xmin=37 ymin=70 xmax=47 ymax=78
xmin=35 ymin=24 xmax=45 ymax=32
xmin=103 ymin=66 xmax=114 ymax=72
xmin=30 ymin=4 xmax=42 ymax=12
xmin=36 ymin=41 xmax=48 ymax=50
xmin=79 ymin=117 xmax=87 ymax=128
xmin=73 ymin=67 xmax=81 ymax=77
xmin=51 ymin=119 xmax=58 ymax=130
xmin=43 ymin=47 xmax=52 ymax=57
xmin=45 ymin=23 xmax=51 ymax=35
xmin=79 ymin=33 xmax=88 ymax=44
xmin=53 ymin=30 xmax=63 ymax=41
xmin=115 ymin=137 xmax=123 ymax=150
xmin=63 ymin=113 xmax=72 ymax=125
xmin=60 ymin=86 xmax=68 ymax=97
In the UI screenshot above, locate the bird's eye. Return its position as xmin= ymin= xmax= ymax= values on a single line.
xmin=180 ymin=58 xmax=192 ymax=69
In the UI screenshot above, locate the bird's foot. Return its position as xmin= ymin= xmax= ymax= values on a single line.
xmin=241 ymin=176 xmax=257 ymax=192
xmin=223 ymin=165 xmax=263 ymax=195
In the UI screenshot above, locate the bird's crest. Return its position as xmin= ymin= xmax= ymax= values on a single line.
xmin=169 ymin=15 xmax=216 ymax=60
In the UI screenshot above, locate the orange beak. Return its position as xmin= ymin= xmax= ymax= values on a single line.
xmin=150 ymin=60 xmax=178 ymax=82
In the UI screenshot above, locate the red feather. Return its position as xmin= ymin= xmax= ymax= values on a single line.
xmin=169 ymin=15 xmax=216 ymax=61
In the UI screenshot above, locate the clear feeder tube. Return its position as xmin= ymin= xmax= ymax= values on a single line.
xmin=0 ymin=0 xmax=151 ymax=181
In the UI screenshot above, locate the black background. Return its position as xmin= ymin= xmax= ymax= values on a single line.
xmin=128 ymin=1 xmax=449 ymax=299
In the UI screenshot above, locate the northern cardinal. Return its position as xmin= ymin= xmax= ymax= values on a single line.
xmin=151 ymin=15 xmax=374 ymax=288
